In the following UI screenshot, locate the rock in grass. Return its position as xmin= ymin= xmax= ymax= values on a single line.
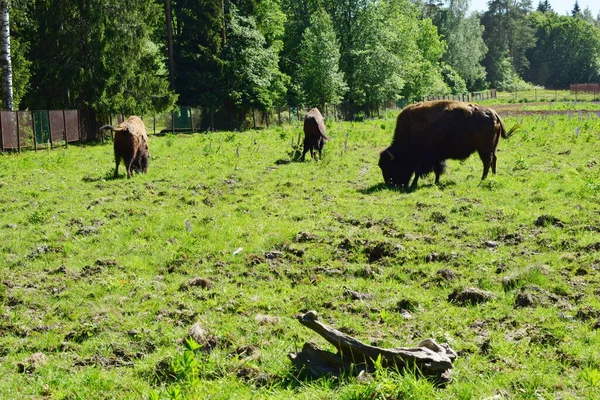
xmin=448 ymin=287 xmax=496 ymax=306
xmin=534 ymin=215 xmax=564 ymax=228
xmin=344 ymin=288 xmax=374 ymax=301
xmin=575 ymin=306 xmax=600 ymax=321
xmin=179 ymin=277 xmax=214 ymax=291
xmin=514 ymin=284 xmax=558 ymax=308
xmin=255 ymin=314 xmax=280 ymax=325
xmin=187 ymin=322 xmax=218 ymax=352
xmin=17 ymin=352 xmax=47 ymax=373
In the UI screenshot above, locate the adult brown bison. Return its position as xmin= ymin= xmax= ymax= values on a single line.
xmin=99 ymin=116 xmax=149 ymax=179
xmin=379 ymin=100 xmax=516 ymax=190
xmin=302 ymin=108 xmax=329 ymax=161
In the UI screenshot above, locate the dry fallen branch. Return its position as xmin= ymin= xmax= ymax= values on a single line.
xmin=289 ymin=310 xmax=457 ymax=384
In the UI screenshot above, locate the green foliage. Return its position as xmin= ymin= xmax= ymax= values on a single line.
xmin=427 ymin=0 xmax=488 ymax=91
xmin=440 ymin=63 xmax=468 ymax=94
xmin=222 ymin=6 xmax=284 ymax=111
xmin=400 ymin=16 xmax=450 ymax=101
xmin=299 ymin=7 xmax=347 ymax=107
xmin=481 ymin=0 xmax=536 ymax=88
xmin=525 ymin=11 xmax=600 ymax=88
xmin=22 ymin=0 xmax=176 ymax=115
xmin=495 ymin=56 xmax=534 ymax=92
xmin=349 ymin=0 xmax=409 ymax=112
xmin=172 ymin=0 xmax=225 ymax=108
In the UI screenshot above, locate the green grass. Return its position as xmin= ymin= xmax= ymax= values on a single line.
xmin=2 ymin=106 xmax=600 ymax=399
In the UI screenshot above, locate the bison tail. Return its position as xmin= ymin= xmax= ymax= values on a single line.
xmin=98 ymin=125 xmax=116 ymax=132
xmin=501 ymin=123 xmax=520 ymax=139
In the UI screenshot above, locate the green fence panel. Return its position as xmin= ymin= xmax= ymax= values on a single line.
xmin=173 ymin=106 xmax=192 ymax=131
xmin=33 ymin=110 xmax=50 ymax=144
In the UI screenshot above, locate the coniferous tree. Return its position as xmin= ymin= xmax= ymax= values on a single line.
xmin=481 ymin=0 xmax=535 ymax=88
xmin=571 ymin=1 xmax=581 ymax=17
xmin=172 ymin=0 xmax=225 ymax=110
xmin=536 ymin=0 xmax=552 ymax=13
xmin=24 ymin=0 xmax=175 ymax=116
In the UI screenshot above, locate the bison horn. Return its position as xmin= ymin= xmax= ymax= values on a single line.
xmin=386 ymin=149 xmax=395 ymax=161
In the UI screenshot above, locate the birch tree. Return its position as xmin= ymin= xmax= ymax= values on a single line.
xmin=0 ymin=0 xmax=13 ymax=110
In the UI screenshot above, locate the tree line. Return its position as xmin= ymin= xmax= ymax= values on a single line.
xmin=1 ymin=0 xmax=599 ymax=129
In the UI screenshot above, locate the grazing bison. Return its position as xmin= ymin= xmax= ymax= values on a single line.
xmin=99 ymin=116 xmax=149 ymax=179
xmin=302 ymin=108 xmax=329 ymax=161
xmin=379 ymin=100 xmax=516 ymax=190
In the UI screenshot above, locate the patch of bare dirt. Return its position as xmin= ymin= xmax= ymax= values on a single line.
xmin=448 ymin=287 xmax=496 ymax=306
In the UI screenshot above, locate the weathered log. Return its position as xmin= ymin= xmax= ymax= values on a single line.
xmin=289 ymin=310 xmax=457 ymax=383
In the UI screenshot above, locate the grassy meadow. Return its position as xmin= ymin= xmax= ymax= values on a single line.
xmin=2 ymin=104 xmax=600 ymax=399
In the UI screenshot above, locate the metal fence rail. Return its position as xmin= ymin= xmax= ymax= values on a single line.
xmin=424 ymin=89 xmax=497 ymax=103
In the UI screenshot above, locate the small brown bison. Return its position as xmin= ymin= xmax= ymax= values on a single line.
xmin=379 ymin=100 xmax=516 ymax=190
xmin=302 ymin=108 xmax=329 ymax=161
xmin=99 ymin=116 xmax=149 ymax=179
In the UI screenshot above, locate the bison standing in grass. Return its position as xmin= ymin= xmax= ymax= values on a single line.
xmin=379 ymin=100 xmax=517 ymax=190
xmin=99 ymin=116 xmax=149 ymax=179
xmin=302 ymin=108 xmax=329 ymax=161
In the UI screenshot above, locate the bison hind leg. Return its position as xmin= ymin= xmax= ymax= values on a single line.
xmin=317 ymin=138 xmax=325 ymax=160
xmin=478 ymin=150 xmax=494 ymax=180
xmin=124 ymin=155 xmax=134 ymax=178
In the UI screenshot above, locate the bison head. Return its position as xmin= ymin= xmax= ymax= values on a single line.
xmin=379 ymin=146 xmax=414 ymax=188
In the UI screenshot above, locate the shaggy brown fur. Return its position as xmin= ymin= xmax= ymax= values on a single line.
xmin=302 ymin=108 xmax=329 ymax=161
xmin=99 ymin=116 xmax=149 ymax=179
xmin=379 ymin=100 xmax=516 ymax=190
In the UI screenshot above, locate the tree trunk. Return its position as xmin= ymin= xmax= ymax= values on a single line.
xmin=0 ymin=0 xmax=13 ymax=110
xmin=164 ymin=0 xmax=175 ymax=91
xmin=221 ymin=0 xmax=227 ymax=44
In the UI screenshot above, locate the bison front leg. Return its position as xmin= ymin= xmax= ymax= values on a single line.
xmin=409 ymin=173 xmax=421 ymax=191
xmin=114 ymin=155 xmax=121 ymax=178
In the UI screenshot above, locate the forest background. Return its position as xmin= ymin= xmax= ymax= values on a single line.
xmin=2 ymin=0 xmax=600 ymax=129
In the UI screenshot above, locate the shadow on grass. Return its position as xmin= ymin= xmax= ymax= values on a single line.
xmin=360 ymin=180 xmax=455 ymax=195
xmin=82 ymin=170 xmax=120 ymax=182
xmin=360 ymin=182 xmax=407 ymax=194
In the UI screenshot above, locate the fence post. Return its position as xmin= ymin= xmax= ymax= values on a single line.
xmin=172 ymin=110 xmax=175 ymax=134
xmin=15 ymin=112 xmax=20 ymax=152
xmin=48 ymin=112 xmax=54 ymax=149
xmin=153 ymin=115 xmax=156 ymax=135
xmin=252 ymin=108 xmax=256 ymax=129
xmin=190 ymin=108 xmax=194 ymax=133
xmin=62 ymin=110 xmax=68 ymax=147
